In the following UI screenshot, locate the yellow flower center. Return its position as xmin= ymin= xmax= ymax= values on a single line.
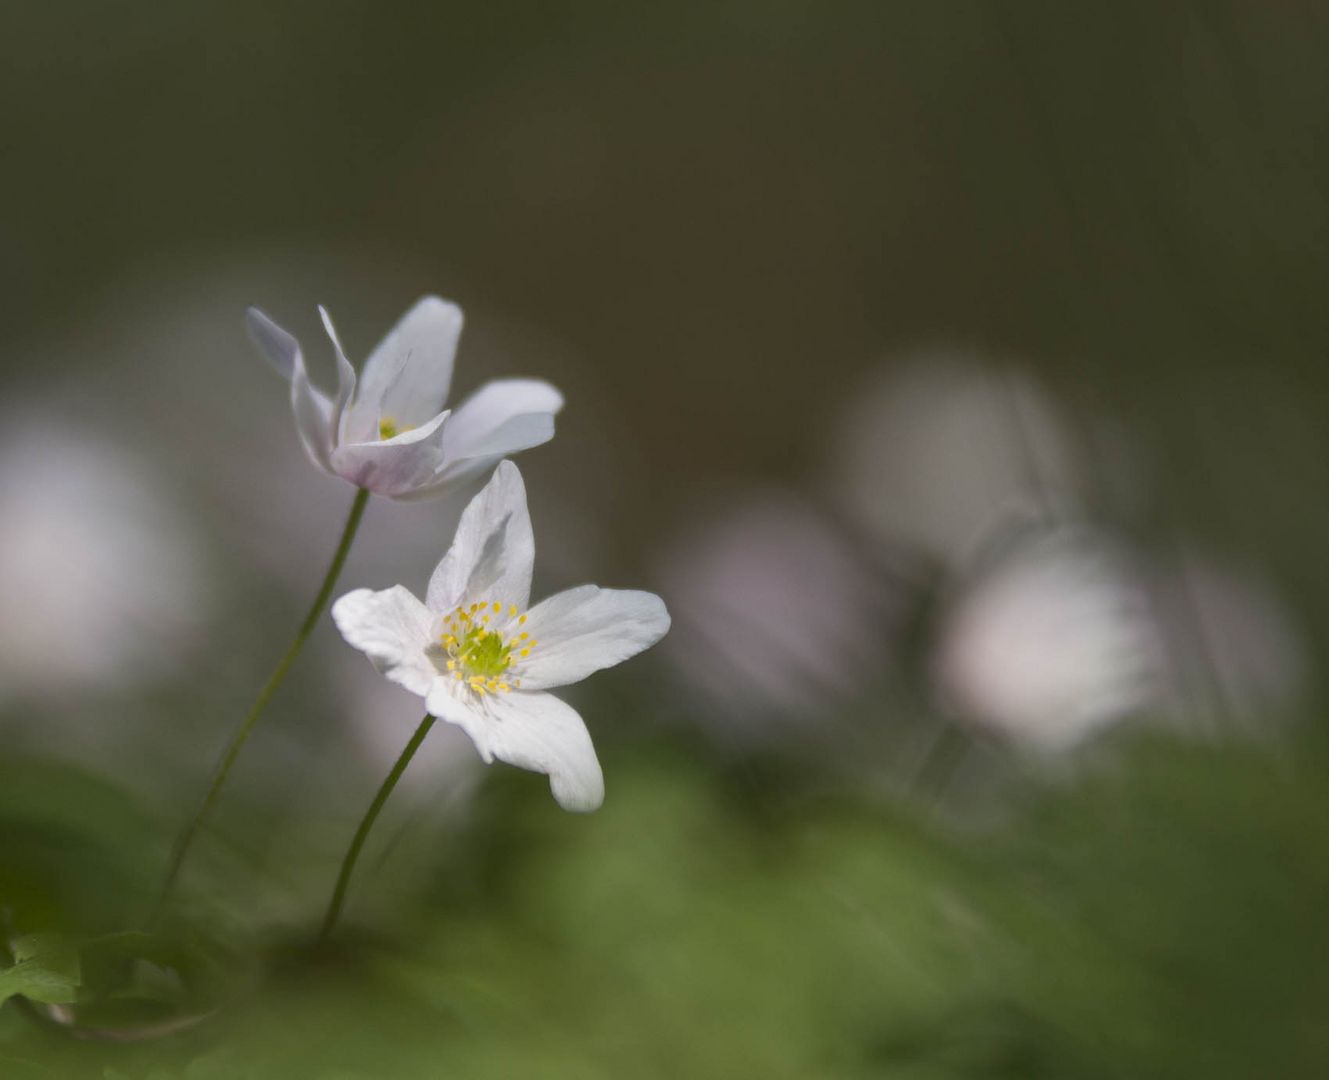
xmin=437 ymin=600 xmax=536 ymax=695
xmin=378 ymin=416 xmax=416 ymax=440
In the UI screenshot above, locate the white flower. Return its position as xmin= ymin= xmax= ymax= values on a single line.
xmin=654 ymin=487 xmax=899 ymax=741
xmin=331 ymin=461 xmax=670 ymax=810
xmin=0 ymin=417 xmax=208 ymax=703
xmin=932 ymin=530 xmax=1158 ymax=751
xmin=247 ymin=296 xmax=564 ymax=499
xmin=828 ymin=352 xmax=1087 ymax=567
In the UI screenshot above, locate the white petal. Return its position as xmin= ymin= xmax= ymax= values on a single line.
xmin=319 ymin=305 xmax=359 ymax=446
xmin=389 ymin=380 xmax=562 ymax=499
xmin=246 ymin=307 xmax=335 ymax=472
xmin=356 ymin=296 xmax=463 ymax=429
xmin=290 ymin=365 xmax=336 ymax=472
xmin=331 ymin=586 xmax=438 ymax=697
xmin=329 ymin=409 xmax=450 ymax=497
xmin=441 ymin=379 xmax=563 ymax=460
xmin=246 ymin=306 xmax=299 ymax=380
xmin=425 ymin=460 xmax=534 ymax=613
xmin=426 ymin=685 xmax=603 ymax=812
xmin=424 ymin=681 xmax=494 ymax=762
xmin=516 ymin=586 xmax=670 ymax=690
xmin=402 ymin=414 xmax=556 ymax=501
xmin=401 ymin=420 xmax=551 ymax=501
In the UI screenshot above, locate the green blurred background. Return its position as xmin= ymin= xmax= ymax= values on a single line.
xmin=2 ymin=2 xmax=1328 ymax=1077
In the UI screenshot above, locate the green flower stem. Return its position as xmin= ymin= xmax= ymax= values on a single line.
xmin=152 ymin=486 xmax=371 ymax=924
xmin=318 ymin=712 xmax=436 ymax=944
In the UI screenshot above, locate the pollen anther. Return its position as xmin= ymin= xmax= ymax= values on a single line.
xmin=440 ymin=597 xmax=535 ymax=695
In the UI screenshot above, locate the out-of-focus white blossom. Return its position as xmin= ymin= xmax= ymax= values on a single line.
xmin=932 ymin=530 xmax=1158 ymax=751
xmin=829 ymin=351 xmax=1086 ymax=568
xmin=0 ymin=419 xmax=207 ymax=702
xmin=248 ymin=297 xmax=563 ymax=499
xmin=654 ymin=488 xmax=899 ymax=742
xmin=333 ymin=462 xmax=670 ymax=811
xmin=1153 ymin=550 xmax=1309 ymax=736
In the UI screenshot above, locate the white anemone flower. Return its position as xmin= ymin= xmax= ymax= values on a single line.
xmin=932 ymin=530 xmax=1158 ymax=751
xmin=247 ymin=296 xmax=564 ymax=499
xmin=331 ymin=461 xmax=671 ymax=811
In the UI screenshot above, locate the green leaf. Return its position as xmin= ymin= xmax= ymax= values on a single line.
xmin=11 ymin=934 xmax=80 ymax=980
xmin=0 ymin=933 xmax=81 ymax=1006
xmin=0 ymin=962 xmax=78 ymax=1007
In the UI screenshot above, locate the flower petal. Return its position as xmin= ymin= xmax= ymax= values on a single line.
xmin=246 ymin=307 xmax=336 ymax=472
xmin=331 ymin=586 xmax=438 ymax=697
xmin=441 ymin=379 xmax=563 ymax=460
xmin=319 ymin=305 xmax=360 ymax=445
xmin=246 ymin=306 xmax=300 ymax=380
xmin=425 ymin=685 xmax=603 ymax=812
xmin=329 ymin=408 xmax=450 ymax=497
xmin=356 ymin=296 xmax=463 ymax=429
xmin=516 ymin=586 xmax=671 ymax=690
xmin=425 ymin=459 xmax=534 ymax=613
xmin=290 ymin=365 xmax=336 ymax=472
xmin=388 ymin=379 xmax=562 ymax=498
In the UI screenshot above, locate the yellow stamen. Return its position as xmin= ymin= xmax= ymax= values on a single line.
xmin=441 ymin=596 xmax=537 ymax=696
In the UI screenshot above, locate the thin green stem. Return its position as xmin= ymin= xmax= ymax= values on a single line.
xmin=318 ymin=713 xmax=435 ymax=944
xmin=152 ymin=486 xmax=371 ymax=924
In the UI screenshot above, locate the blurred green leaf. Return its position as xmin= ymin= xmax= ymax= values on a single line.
xmin=0 ymin=933 xmax=80 ymax=1006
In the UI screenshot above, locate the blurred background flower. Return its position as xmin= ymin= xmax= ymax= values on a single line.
xmin=930 ymin=528 xmax=1158 ymax=752
xmin=0 ymin=412 xmax=209 ymax=707
xmin=828 ymin=352 xmax=1090 ymax=571
xmin=653 ymin=485 xmax=903 ymax=748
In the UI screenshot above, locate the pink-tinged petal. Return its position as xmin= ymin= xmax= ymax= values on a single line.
xmin=425 ymin=460 xmax=534 ymax=613
xmin=357 ymin=296 xmax=463 ymax=429
xmin=515 ymin=586 xmax=670 ymax=690
xmin=329 ymin=408 xmax=450 ymax=497
xmin=331 ymin=586 xmax=438 ymax=697
xmin=425 ymin=685 xmax=603 ymax=812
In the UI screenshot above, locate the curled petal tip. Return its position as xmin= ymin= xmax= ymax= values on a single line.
xmin=246 ymin=306 xmax=300 ymax=380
